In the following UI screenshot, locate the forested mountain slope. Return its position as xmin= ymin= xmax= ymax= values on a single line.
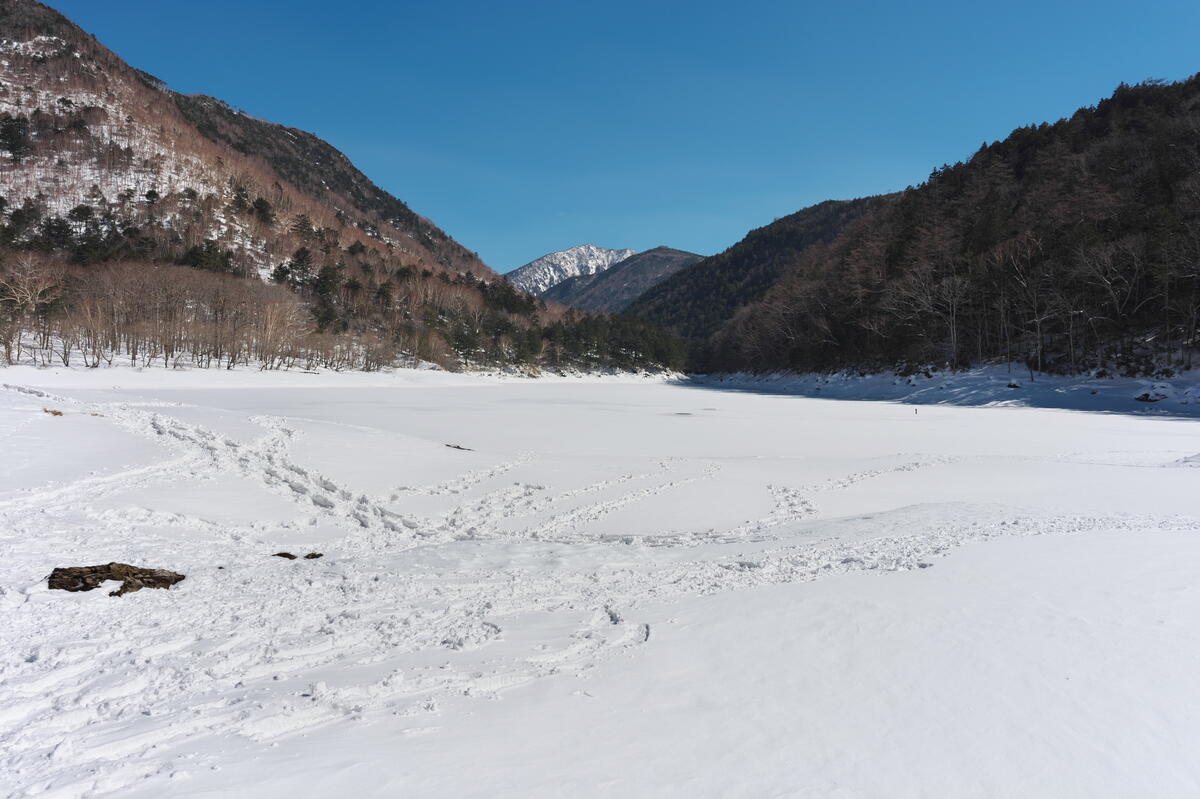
xmin=0 ymin=0 xmax=682 ymax=372
xmin=626 ymin=199 xmax=882 ymax=341
xmin=633 ymin=76 xmax=1200 ymax=377
xmin=172 ymin=94 xmax=488 ymax=278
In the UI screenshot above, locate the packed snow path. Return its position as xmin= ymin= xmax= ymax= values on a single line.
xmin=1 ymin=368 xmax=1198 ymax=797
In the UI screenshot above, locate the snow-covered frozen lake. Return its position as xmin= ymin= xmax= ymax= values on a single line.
xmin=2 ymin=368 xmax=1199 ymax=798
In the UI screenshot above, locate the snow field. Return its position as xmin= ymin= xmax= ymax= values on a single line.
xmin=0 ymin=366 xmax=1198 ymax=797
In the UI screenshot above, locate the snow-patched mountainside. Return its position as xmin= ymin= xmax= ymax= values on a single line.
xmin=506 ymin=244 xmax=637 ymax=295
xmin=0 ymin=0 xmax=490 ymax=279
xmin=542 ymin=246 xmax=704 ymax=312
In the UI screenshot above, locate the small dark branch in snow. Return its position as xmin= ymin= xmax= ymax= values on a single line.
xmin=445 ymin=443 xmax=474 ymax=451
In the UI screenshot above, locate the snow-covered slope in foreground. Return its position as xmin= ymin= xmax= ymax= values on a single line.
xmin=2 ymin=368 xmax=1200 ymax=798
xmin=506 ymin=244 xmax=637 ymax=295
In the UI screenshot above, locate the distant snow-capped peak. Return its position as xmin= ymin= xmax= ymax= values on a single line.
xmin=507 ymin=244 xmax=637 ymax=295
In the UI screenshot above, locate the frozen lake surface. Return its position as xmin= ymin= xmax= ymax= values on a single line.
xmin=2 ymin=367 xmax=1198 ymax=797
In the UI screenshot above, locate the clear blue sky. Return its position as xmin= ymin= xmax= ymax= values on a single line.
xmin=46 ymin=0 xmax=1200 ymax=271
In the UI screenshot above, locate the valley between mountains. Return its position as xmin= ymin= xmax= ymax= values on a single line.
xmin=3 ymin=1 xmax=1200 ymax=797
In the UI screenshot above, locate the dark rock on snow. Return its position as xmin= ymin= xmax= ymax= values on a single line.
xmin=48 ymin=563 xmax=185 ymax=597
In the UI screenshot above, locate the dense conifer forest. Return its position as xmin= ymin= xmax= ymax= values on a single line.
xmin=631 ymin=76 xmax=1200 ymax=376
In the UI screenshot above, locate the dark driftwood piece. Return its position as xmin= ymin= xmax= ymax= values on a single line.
xmin=48 ymin=563 xmax=185 ymax=597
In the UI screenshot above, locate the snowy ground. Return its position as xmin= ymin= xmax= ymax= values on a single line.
xmin=2 ymin=366 xmax=1199 ymax=798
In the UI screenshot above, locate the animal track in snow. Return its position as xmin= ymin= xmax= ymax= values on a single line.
xmin=800 ymin=455 xmax=959 ymax=493
xmin=389 ymin=452 xmax=534 ymax=499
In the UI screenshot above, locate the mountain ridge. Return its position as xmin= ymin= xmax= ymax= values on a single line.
xmin=542 ymin=246 xmax=703 ymax=312
xmin=506 ymin=244 xmax=636 ymax=295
